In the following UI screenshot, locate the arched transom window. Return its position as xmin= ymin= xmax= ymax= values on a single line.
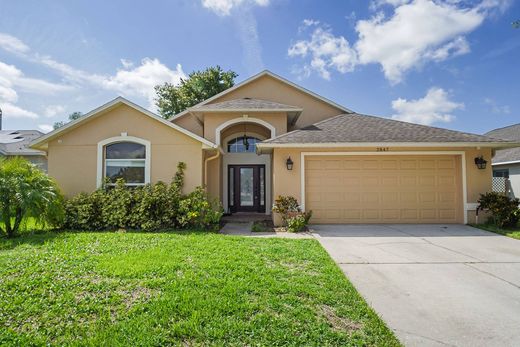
xmin=104 ymin=142 xmax=146 ymax=185
xmin=227 ymin=136 xmax=261 ymax=153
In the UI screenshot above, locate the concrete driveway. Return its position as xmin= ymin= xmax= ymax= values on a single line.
xmin=312 ymin=224 xmax=520 ymax=347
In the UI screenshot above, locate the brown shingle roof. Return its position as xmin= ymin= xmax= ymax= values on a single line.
xmin=189 ymin=98 xmax=302 ymax=111
xmin=262 ymin=113 xmax=513 ymax=144
xmin=485 ymin=123 xmax=520 ymax=163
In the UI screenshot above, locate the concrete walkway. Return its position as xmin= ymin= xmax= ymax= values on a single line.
xmin=312 ymin=224 xmax=520 ymax=347
xmin=220 ymin=222 xmax=313 ymax=238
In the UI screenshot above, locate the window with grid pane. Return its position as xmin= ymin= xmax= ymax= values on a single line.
xmin=227 ymin=136 xmax=260 ymax=153
xmin=105 ymin=142 xmax=146 ymax=185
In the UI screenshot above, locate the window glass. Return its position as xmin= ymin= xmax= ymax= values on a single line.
xmin=260 ymin=166 xmax=265 ymax=206
xmin=229 ymin=167 xmax=234 ymax=207
xmin=493 ymin=169 xmax=509 ymax=178
xmin=105 ymin=142 xmax=146 ymax=184
xmin=227 ymin=136 xmax=260 ymax=153
xmin=106 ymin=142 xmax=145 ymax=159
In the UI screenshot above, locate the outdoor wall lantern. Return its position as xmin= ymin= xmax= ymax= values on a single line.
xmin=286 ymin=157 xmax=294 ymax=171
xmin=474 ymin=156 xmax=487 ymax=170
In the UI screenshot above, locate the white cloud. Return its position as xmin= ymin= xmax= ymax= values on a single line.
xmin=201 ymin=0 xmax=269 ymax=16
xmin=102 ymin=59 xmax=186 ymax=108
xmin=0 ymin=61 xmax=73 ymax=120
xmin=355 ymin=0 xmax=485 ymax=83
xmin=0 ymin=33 xmax=30 ymax=54
xmin=391 ymin=87 xmax=464 ymax=125
xmin=0 ymin=102 xmax=38 ymax=119
xmin=44 ymin=105 xmax=66 ymax=118
xmin=484 ymin=98 xmax=510 ymax=114
xmin=38 ymin=124 xmax=54 ymax=133
xmin=290 ymin=1 xmax=511 ymax=82
xmin=288 ymin=26 xmax=358 ymax=80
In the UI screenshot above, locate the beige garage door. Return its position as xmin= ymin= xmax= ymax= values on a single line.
xmin=305 ymin=155 xmax=463 ymax=224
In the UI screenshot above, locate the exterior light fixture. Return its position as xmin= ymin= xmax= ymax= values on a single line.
xmin=474 ymin=156 xmax=487 ymax=170
xmin=286 ymin=157 xmax=294 ymax=170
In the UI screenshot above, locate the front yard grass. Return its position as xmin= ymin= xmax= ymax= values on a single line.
xmin=0 ymin=231 xmax=399 ymax=346
xmin=472 ymin=224 xmax=520 ymax=240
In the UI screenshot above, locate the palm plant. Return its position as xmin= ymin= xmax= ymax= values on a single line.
xmin=0 ymin=157 xmax=64 ymax=237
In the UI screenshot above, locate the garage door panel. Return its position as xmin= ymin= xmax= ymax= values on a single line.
xmin=306 ymin=155 xmax=463 ymax=224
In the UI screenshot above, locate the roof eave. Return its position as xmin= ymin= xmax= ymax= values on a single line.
xmin=257 ymin=141 xmax=520 ymax=149
xmin=492 ymin=160 xmax=520 ymax=166
xmin=187 ymin=108 xmax=303 ymax=113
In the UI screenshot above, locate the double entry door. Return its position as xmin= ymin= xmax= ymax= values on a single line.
xmin=228 ymin=165 xmax=265 ymax=213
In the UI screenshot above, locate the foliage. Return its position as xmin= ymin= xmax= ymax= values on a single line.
xmin=53 ymin=111 xmax=83 ymax=130
xmin=513 ymin=20 xmax=520 ymax=29
xmin=477 ymin=192 xmax=520 ymax=228
xmin=177 ymin=187 xmax=223 ymax=231
xmin=0 ymin=232 xmax=399 ymax=346
xmin=272 ymin=195 xmax=301 ymax=225
xmin=471 ymin=223 xmax=520 ymax=240
xmin=63 ymin=162 xmax=222 ymax=231
xmin=272 ymin=195 xmax=312 ymax=232
xmin=286 ymin=211 xmax=313 ymax=233
xmin=0 ymin=157 xmax=64 ymax=237
xmin=155 ymin=66 xmax=237 ymax=118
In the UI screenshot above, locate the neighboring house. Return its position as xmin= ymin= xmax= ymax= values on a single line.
xmin=0 ymin=130 xmax=47 ymax=171
xmin=31 ymin=70 xmax=519 ymax=225
xmin=485 ymin=123 xmax=520 ymax=199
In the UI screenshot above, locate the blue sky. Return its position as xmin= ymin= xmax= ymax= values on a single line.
xmin=0 ymin=0 xmax=518 ymax=134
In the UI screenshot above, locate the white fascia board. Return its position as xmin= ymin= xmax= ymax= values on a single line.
xmin=492 ymin=160 xmax=520 ymax=166
xmin=30 ymin=97 xmax=217 ymax=149
xmin=187 ymin=108 xmax=303 ymax=113
xmin=257 ymin=142 xmax=520 ymax=149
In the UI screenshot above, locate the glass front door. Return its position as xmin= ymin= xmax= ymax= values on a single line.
xmin=228 ymin=165 xmax=265 ymax=213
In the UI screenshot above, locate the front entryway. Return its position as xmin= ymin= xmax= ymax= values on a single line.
xmin=228 ymin=165 xmax=265 ymax=213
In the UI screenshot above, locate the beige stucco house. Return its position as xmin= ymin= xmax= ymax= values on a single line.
xmin=31 ymin=70 xmax=519 ymax=225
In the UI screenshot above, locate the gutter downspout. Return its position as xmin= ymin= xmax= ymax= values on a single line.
xmin=204 ymin=148 xmax=221 ymax=188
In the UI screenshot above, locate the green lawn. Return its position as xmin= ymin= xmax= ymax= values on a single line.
xmin=0 ymin=232 xmax=399 ymax=346
xmin=472 ymin=224 xmax=520 ymax=240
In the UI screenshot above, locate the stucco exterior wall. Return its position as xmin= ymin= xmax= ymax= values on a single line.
xmin=203 ymin=112 xmax=287 ymax=144
xmin=47 ymin=104 xmax=203 ymax=197
xmin=272 ymin=147 xmax=493 ymax=224
xmin=205 ymin=74 xmax=345 ymax=130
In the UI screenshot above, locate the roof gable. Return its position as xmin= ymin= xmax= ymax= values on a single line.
xmin=485 ymin=123 xmax=520 ymax=164
xmin=171 ymin=70 xmax=350 ymax=122
xmin=31 ymin=97 xmax=216 ymax=150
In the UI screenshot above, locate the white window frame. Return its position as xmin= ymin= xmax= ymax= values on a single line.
xmin=97 ymin=135 xmax=151 ymax=188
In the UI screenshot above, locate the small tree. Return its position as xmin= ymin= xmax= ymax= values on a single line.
xmin=155 ymin=66 xmax=237 ymax=119
xmin=0 ymin=157 xmax=64 ymax=237
xmin=53 ymin=111 xmax=83 ymax=130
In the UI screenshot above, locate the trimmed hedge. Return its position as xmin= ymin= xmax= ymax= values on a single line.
xmin=64 ymin=162 xmax=223 ymax=231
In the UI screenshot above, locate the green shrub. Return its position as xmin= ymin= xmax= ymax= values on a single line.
xmin=63 ymin=162 xmax=222 ymax=231
xmin=272 ymin=195 xmax=312 ymax=232
xmin=177 ymin=187 xmax=223 ymax=231
xmin=478 ymin=192 xmax=520 ymax=228
xmin=286 ymin=211 xmax=313 ymax=233
xmin=0 ymin=157 xmax=64 ymax=237
xmin=272 ymin=195 xmax=301 ymax=226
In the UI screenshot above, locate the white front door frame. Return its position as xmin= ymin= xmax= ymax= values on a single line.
xmin=222 ymin=132 xmax=272 ymax=215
